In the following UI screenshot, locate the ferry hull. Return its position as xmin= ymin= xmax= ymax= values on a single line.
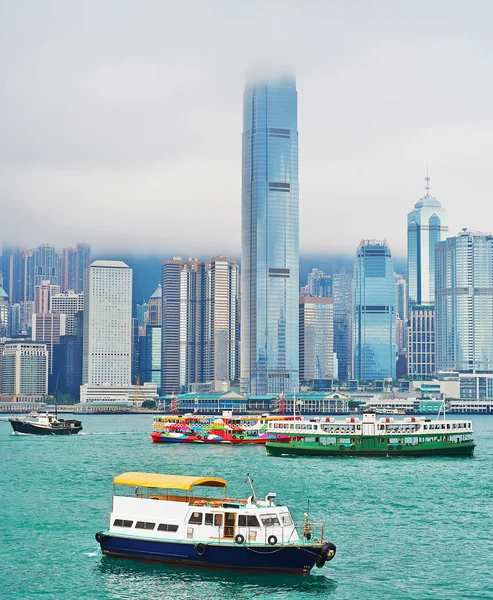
xmin=97 ymin=533 xmax=326 ymax=574
xmin=9 ymin=419 xmax=82 ymax=435
xmin=265 ymin=440 xmax=476 ymax=457
xmin=151 ymin=432 xmax=272 ymax=445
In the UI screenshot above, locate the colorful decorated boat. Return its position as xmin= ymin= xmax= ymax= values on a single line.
xmin=95 ymin=472 xmax=336 ymax=573
xmin=151 ymin=413 xmax=291 ymax=444
xmin=265 ymin=412 xmax=475 ymax=457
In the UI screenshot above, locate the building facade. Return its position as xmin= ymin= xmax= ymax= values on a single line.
xmin=436 ymin=230 xmax=493 ymax=373
xmin=0 ymin=287 xmax=8 ymax=337
xmin=147 ymin=284 xmax=162 ymax=326
xmin=0 ymin=341 xmax=48 ymax=399
xmin=333 ymin=268 xmax=352 ymax=381
xmin=34 ymin=280 xmax=61 ymax=313
xmin=307 ymin=268 xmax=332 ymax=297
xmin=353 ymin=240 xmax=396 ymax=381
xmin=1 ymin=247 xmax=24 ymax=304
xmin=240 ymin=74 xmax=299 ymax=394
xmin=407 ymin=305 xmax=435 ymax=377
xmin=23 ymin=245 xmax=60 ymax=301
xmin=51 ymin=290 xmax=84 ymax=336
xmin=82 ymin=260 xmax=133 ymax=386
xmin=299 ymin=297 xmax=334 ymax=382
xmin=32 ymin=312 xmax=66 ymax=380
xmin=140 ymin=325 xmax=162 ymax=389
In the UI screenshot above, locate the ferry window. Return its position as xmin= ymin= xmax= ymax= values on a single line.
xmin=239 ymin=515 xmax=261 ymax=527
xmin=214 ymin=514 xmax=223 ymax=526
xmin=135 ymin=521 xmax=155 ymax=530
xmin=157 ymin=523 xmax=178 ymax=532
xmin=113 ymin=519 xmax=133 ymax=528
xmin=204 ymin=513 xmax=214 ymax=526
xmin=188 ymin=512 xmax=203 ymax=525
xmin=280 ymin=513 xmax=293 ymax=526
xmin=260 ymin=514 xmax=281 ymax=527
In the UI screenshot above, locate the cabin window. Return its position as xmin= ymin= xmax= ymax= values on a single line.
xmin=188 ymin=512 xmax=203 ymax=525
xmin=157 ymin=524 xmax=178 ymax=532
xmin=135 ymin=521 xmax=155 ymax=530
xmin=214 ymin=514 xmax=223 ymax=526
xmin=113 ymin=519 xmax=133 ymax=528
xmin=280 ymin=513 xmax=293 ymax=526
xmin=204 ymin=513 xmax=214 ymax=526
xmin=260 ymin=514 xmax=281 ymax=527
xmin=238 ymin=515 xmax=261 ymax=527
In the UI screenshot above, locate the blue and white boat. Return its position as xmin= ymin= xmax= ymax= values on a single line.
xmin=95 ymin=472 xmax=336 ymax=574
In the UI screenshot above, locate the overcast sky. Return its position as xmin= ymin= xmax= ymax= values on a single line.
xmin=1 ymin=0 xmax=492 ymax=258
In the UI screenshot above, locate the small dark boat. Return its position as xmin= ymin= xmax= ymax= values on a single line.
xmin=9 ymin=411 xmax=82 ymax=435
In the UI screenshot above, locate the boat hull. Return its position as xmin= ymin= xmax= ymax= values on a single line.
xmin=265 ymin=440 xmax=475 ymax=457
xmin=97 ymin=533 xmax=326 ymax=573
xmin=9 ymin=419 xmax=82 ymax=435
xmin=151 ymin=432 xmax=272 ymax=445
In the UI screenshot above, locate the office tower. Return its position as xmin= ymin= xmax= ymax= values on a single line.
xmin=147 ymin=284 xmax=162 ymax=326
xmin=75 ymin=243 xmax=91 ymax=293
xmin=241 ymin=74 xmax=299 ymax=394
xmin=299 ymin=297 xmax=334 ymax=381
xmin=32 ymin=313 xmax=66 ymax=381
xmin=131 ymin=317 xmax=140 ymax=384
xmin=82 ymin=260 xmax=132 ymax=386
xmin=34 ymin=280 xmax=61 ymax=313
xmin=0 ymin=287 xmax=8 ymax=337
xmin=407 ymin=177 xmax=448 ymax=307
xmin=52 ymin=335 xmax=83 ymax=400
xmin=307 ymin=268 xmax=332 ymax=297
xmin=136 ymin=302 xmax=149 ymax=335
xmin=1 ymin=247 xmax=24 ymax=304
xmin=140 ymin=324 xmax=162 ymax=389
xmin=436 ymin=230 xmax=493 ymax=373
xmin=20 ymin=301 xmax=34 ymax=333
xmin=9 ymin=303 xmax=21 ymax=337
xmin=407 ymin=306 xmax=435 ymax=377
xmin=333 ymin=268 xmax=352 ymax=380
xmin=23 ymin=245 xmax=59 ymax=301
xmin=60 ymin=247 xmax=77 ymax=292
xmin=0 ymin=341 xmax=48 ymax=399
xmin=394 ymin=274 xmax=408 ymax=353
xmin=51 ymin=290 xmax=84 ymax=336
xmin=200 ymin=257 xmax=239 ymax=384
xmin=353 ymin=240 xmax=396 ymax=381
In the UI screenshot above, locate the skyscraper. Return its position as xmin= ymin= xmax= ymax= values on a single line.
xmin=23 ymin=245 xmax=59 ymax=301
xmin=34 ymin=280 xmax=61 ymax=313
xmin=436 ymin=230 xmax=493 ymax=373
xmin=75 ymin=243 xmax=91 ymax=293
xmin=60 ymin=247 xmax=77 ymax=292
xmin=307 ymin=269 xmax=332 ymax=297
xmin=0 ymin=341 xmax=48 ymax=400
xmin=299 ymin=297 xmax=334 ymax=382
xmin=0 ymin=287 xmax=9 ymax=337
xmin=407 ymin=177 xmax=448 ymax=307
xmin=82 ymin=260 xmax=132 ymax=386
xmin=1 ymin=247 xmax=24 ymax=304
xmin=333 ymin=269 xmax=352 ymax=380
xmin=51 ymin=290 xmax=84 ymax=335
xmin=353 ymin=240 xmax=396 ymax=381
xmin=241 ymin=74 xmax=299 ymax=394
xmin=147 ymin=284 xmax=162 ymax=326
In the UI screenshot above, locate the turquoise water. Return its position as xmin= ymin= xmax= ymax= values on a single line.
xmin=1 ymin=414 xmax=492 ymax=600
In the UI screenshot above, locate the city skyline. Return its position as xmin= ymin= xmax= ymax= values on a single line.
xmin=2 ymin=3 xmax=493 ymax=256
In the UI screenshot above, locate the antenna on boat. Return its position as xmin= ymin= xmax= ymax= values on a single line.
xmin=245 ymin=473 xmax=258 ymax=504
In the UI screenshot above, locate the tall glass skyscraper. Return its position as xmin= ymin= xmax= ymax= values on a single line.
xmin=436 ymin=230 xmax=493 ymax=373
xmin=407 ymin=181 xmax=448 ymax=307
xmin=241 ymin=75 xmax=299 ymax=394
xmin=353 ymin=240 xmax=396 ymax=381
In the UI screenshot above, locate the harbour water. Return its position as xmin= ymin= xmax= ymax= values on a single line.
xmin=1 ymin=414 xmax=492 ymax=600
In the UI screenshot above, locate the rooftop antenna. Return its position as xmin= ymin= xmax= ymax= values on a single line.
xmin=425 ymin=163 xmax=430 ymax=196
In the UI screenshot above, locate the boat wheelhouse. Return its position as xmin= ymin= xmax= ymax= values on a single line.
xmin=95 ymin=472 xmax=336 ymax=573
xmin=265 ymin=413 xmax=475 ymax=457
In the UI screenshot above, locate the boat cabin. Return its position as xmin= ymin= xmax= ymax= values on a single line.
xmin=109 ymin=472 xmax=303 ymax=545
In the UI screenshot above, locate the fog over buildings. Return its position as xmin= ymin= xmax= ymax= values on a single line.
xmin=2 ymin=1 xmax=493 ymax=257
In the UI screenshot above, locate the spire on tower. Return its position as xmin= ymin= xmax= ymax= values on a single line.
xmin=425 ymin=163 xmax=430 ymax=195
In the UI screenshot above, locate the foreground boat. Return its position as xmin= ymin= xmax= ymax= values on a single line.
xmin=265 ymin=413 xmax=475 ymax=457
xmin=9 ymin=412 xmax=82 ymax=435
xmin=95 ymin=472 xmax=336 ymax=573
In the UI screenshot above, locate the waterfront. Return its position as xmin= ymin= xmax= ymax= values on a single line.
xmin=1 ymin=414 xmax=492 ymax=600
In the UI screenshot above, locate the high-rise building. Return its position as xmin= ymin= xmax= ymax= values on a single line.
xmin=299 ymin=297 xmax=334 ymax=382
xmin=8 ymin=303 xmax=21 ymax=337
xmin=240 ymin=74 xmax=299 ymax=394
xmin=52 ymin=334 xmax=83 ymax=400
xmin=34 ymin=280 xmax=61 ymax=313
xmin=1 ymin=247 xmax=24 ymax=304
xmin=0 ymin=287 xmax=9 ymax=337
xmin=161 ymin=256 xmax=239 ymax=394
xmin=75 ymin=243 xmax=91 ymax=293
xmin=23 ymin=245 xmax=60 ymax=301
xmin=140 ymin=325 xmax=162 ymax=389
xmin=32 ymin=312 xmax=66 ymax=382
xmin=307 ymin=269 xmax=332 ymax=297
xmin=147 ymin=284 xmax=162 ymax=326
xmin=353 ymin=240 xmax=396 ymax=381
xmin=436 ymin=230 xmax=493 ymax=373
xmin=333 ymin=268 xmax=352 ymax=380
xmin=407 ymin=178 xmax=448 ymax=307
xmin=395 ymin=274 xmax=408 ymax=353
xmin=60 ymin=247 xmax=77 ymax=292
xmin=0 ymin=341 xmax=48 ymax=400
xmin=20 ymin=301 xmax=34 ymax=333
xmin=51 ymin=290 xmax=84 ymax=336
xmin=82 ymin=260 xmax=132 ymax=386
xmin=407 ymin=306 xmax=435 ymax=377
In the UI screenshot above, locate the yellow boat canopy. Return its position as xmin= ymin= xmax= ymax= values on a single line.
xmin=113 ymin=472 xmax=227 ymax=491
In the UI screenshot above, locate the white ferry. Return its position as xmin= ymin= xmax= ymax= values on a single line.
xmin=95 ymin=472 xmax=336 ymax=573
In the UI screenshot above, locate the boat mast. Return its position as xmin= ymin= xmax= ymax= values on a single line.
xmin=244 ymin=473 xmax=258 ymax=503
